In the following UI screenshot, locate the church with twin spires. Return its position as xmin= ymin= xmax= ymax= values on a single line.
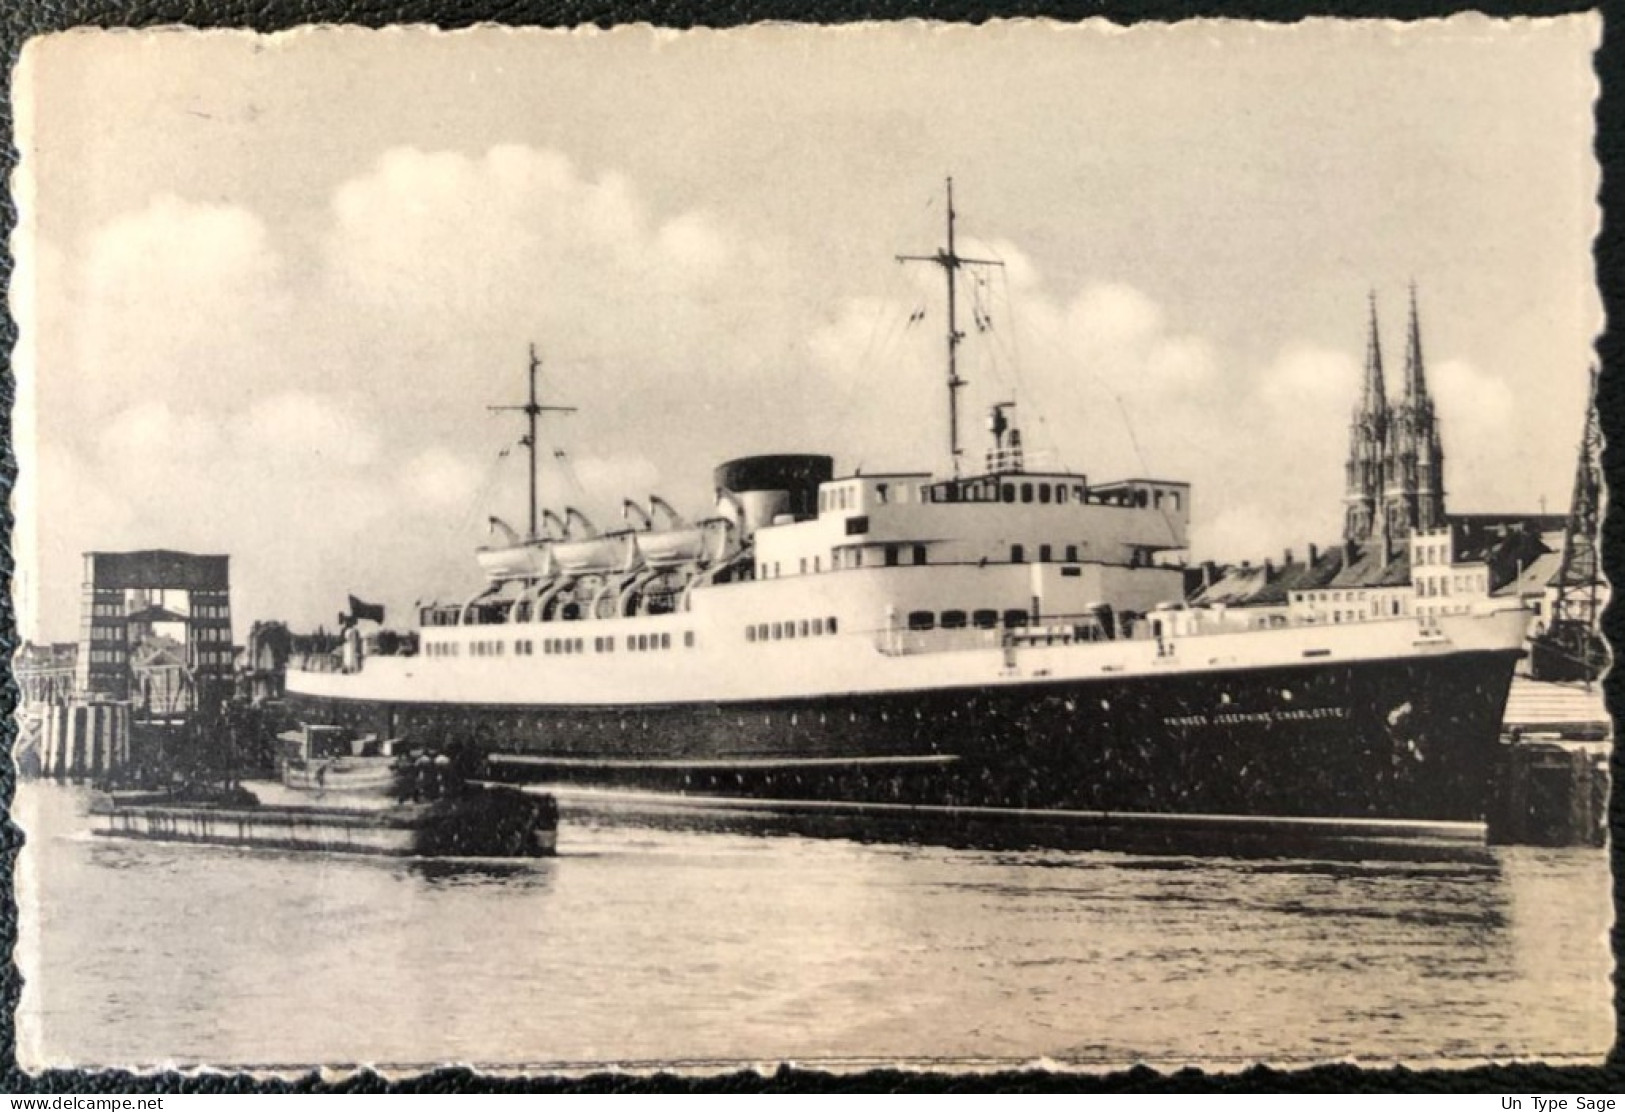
xmin=1343 ymin=287 xmax=1447 ymax=547
xmin=1191 ymin=287 xmax=1562 ymax=625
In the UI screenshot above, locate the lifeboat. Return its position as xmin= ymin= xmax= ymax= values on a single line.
xmin=474 ymin=516 xmax=556 ymax=581
xmin=638 ymin=526 xmax=708 ymax=568
xmin=551 ymin=508 xmax=638 ymax=574
xmin=476 ymin=542 xmax=553 ymax=581
xmin=632 ymin=494 xmax=711 ymax=569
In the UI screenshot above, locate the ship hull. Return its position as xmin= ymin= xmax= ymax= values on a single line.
xmin=286 ymin=647 xmax=1521 ymax=822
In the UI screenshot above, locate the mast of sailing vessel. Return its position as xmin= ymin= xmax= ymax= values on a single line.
xmin=898 ymin=178 xmax=1005 ymax=478
xmin=488 ymin=344 xmax=577 ymax=541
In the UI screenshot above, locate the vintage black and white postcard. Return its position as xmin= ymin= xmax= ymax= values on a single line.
xmin=9 ymin=16 xmax=1610 ymax=1074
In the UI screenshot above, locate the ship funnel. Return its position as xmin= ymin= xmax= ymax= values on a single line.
xmin=714 ymin=455 xmax=834 ymax=537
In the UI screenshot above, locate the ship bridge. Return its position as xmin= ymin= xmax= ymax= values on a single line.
xmin=752 ymin=468 xmax=1190 ymax=580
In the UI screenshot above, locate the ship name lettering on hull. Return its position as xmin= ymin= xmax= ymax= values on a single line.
xmin=1163 ymin=707 xmax=1351 ymax=729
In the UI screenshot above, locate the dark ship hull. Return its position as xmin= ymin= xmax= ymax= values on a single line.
xmin=287 ymin=645 xmax=1522 ymax=823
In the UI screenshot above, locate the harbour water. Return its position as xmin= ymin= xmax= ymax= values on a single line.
xmin=14 ymin=781 xmax=1613 ymax=1072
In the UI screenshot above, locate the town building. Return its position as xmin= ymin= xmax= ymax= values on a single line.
xmin=1193 ymin=291 xmax=1576 ymax=637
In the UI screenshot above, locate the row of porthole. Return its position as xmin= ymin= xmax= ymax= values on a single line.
xmin=907 ymin=609 xmax=1032 ymax=632
xmin=744 ymin=617 xmax=839 ymax=643
xmin=426 ymin=631 xmax=697 ymax=658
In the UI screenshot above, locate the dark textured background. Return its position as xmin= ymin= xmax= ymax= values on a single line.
xmin=0 ymin=0 xmax=1620 ymax=1094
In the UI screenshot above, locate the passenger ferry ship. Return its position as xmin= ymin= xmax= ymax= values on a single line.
xmin=285 ymin=183 xmax=1529 ymax=822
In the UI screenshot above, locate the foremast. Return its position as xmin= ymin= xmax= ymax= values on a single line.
xmin=488 ymin=344 xmax=577 ymax=540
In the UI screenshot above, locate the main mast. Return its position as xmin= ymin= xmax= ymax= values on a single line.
xmin=898 ymin=177 xmax=1003 ymax=477
xmin=489 ymin=344 xmax=576 ymax=540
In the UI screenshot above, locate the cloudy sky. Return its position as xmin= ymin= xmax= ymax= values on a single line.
xmin=12 ymin=17 xmax=1600 ymax=642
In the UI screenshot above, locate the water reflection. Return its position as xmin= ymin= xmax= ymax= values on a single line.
xmin=563 ymin=795 xmax=1499 ymax=867
xmin=14 ymin=782 xmax=1610 ymax=1070
xmin=403 ymin=857 xmax=558 ymax=890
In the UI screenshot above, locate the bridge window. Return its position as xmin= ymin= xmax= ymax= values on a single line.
xmin=684 ymin=631 xmax=695 ymax=648
xmin=913 ymin=544 xmax=927 ymax=565
xmin=785 ymin=621 xmax=796 ymax=640
xmin=772 ymin=623 xmax=783 ymax=641
xmin=1056 ymin=486 xmax=1068 ymax=505
xmin=1002 ymin=483 xmax=1015 ymax=503
xmin=972 ymin=609 xmax=999 ymax=629
xmin=1011 ymin=544 xmax=1025 ymax=564
xmin=1003 ymin=609 xmax=1030 ymax=629
xmin=1066 ymin=544 xmax=1079 ymax=562
xmin=1039 ymin=544 xmax=1052 ymax=563
xmin=828 ymin=616 xmax=838 ymax=634
xmin=1021 ymin=483 xmax=1034 ymax=504
xmin=812 ymin=617 xmax=824 ymax=636
xmin=799 ymin=620 xmax=810 ymax=638
xmin=941 ymin=610 xmax=968 ymax=630
xmin=746 ymin=626 xmax=757 ymax=643
xmin=907 ymin=610 xmax=935 ymax=631
xmin=846 ymin=516 xmax=869 ymax=536
xmin=1039 ymin=484 xmax=1051 ymax=504
xmin=1168 ymin=491 xmax=1181 ymax=511
xmin=885 ymin=545 xmax=900 ymax=567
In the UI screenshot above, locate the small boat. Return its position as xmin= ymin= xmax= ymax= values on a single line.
xmin=475 ymin=516 xmax=557 ymax=582
xmin=89 ymin=783 xmax=559 ymax=858
xmin=277 ymin=724 xmax=397 ymax=798
xmin=551 ymin=509 xmax=638 ymax=574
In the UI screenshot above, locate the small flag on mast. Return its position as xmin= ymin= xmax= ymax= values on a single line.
xmin=347 ymin=596 xmax=386 ymax=624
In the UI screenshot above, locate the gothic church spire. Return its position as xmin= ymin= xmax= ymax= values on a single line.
xmin=1403 ymin=282 xmax=1429 ymax=405
xmin=1344 ymin=291 xmax=1390 ymax=545
xmin=1363 ymin=290 xmax=1389 ymax=417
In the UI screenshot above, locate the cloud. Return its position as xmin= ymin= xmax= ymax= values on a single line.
xmin=237 ymin=391 xmax=380 ymax=469
xmin=21 ymin=144 xmax=1534 ymax=639
xmin=25 ymin=147 xmax=784 ymax=637
xmin=100 ymin=400 xmax=223 ymax=461
xmin=1428 ymin=357 xmax=1518 ymax=504
xmin=401 ymin=446 xmax=483 ymax=509
xmin=73 ymin=196 xmax=289 ymax=421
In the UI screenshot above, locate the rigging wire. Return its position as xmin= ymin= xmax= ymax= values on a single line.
xmin=974 ymin=261 xmax=1183 ymax=551
xmin=820 ymin=252 xmax=923 ymax=474
xmin=452 ymin=439 xmax=523 ymax=540
xmin=552 ymin=447 xmax=593 ymax=513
